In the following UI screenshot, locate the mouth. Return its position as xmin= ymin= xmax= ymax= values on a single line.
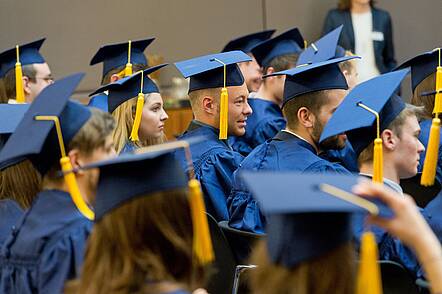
xmin=237 ymin=120 xmax=247 ymax=127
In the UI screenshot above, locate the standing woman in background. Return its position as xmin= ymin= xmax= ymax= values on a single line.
xmin=323 ymin=0 xmax=397 ymax=83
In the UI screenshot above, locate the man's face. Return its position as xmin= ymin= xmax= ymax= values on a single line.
xmin=312 ymin=89 xmax=348 ymax=150
xmin=393 ymin=115 xmax=425 ymax=179
xmin=238 ymin=56 xmax=262 ymax=93
xmin=226 ymin=82 xmax=252 ymax=136
xmin=25 ymin=63 xmax=53 ymax=103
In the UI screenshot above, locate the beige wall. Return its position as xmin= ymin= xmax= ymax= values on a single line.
xmin=1 ymin=0 xmax=440 ymax=99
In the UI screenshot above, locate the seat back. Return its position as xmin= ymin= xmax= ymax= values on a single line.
xmin=379 ymin=260 xmax=420 ymax=294
xmin=205 ymin=213 xmax=236 ymax=294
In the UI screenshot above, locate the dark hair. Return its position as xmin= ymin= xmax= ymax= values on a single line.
xmin=338 ymin=0 xmax=375 ymax=10
xmin=66 ymin=188 xmax=207 ymax=294
xmin=101 ymin=63 xmax=148 ymax=85
xmin=1 ymin=64 xmax=37 ymax=102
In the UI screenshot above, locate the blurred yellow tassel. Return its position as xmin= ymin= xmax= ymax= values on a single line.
xmin=35 ymin=115 xmax=94 ymax=220
xmin=356 ymin=231 xmax=382 ymax=294
xmin=15 ymin=46 xmax=25 ymax=104
xmin=219 ymin=87 xmax=228 ymax=139
xmin=188 ymin=178 xmax=214 ymax=265
xmin=130 ymin=93 xmax=144 ymax=142
xmin=123 ymin=40 xmax=133 ymax=77
xmin=421 ymin=117 xmax=440 ymax=186
xmin=60 ymin=157 xmax=94 ymax=220
xmin=373 ymin=138 xmax=383 ymax=184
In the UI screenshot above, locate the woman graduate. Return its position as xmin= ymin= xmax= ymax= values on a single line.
xmin=91 ymin=64 xmax=169 ymax=154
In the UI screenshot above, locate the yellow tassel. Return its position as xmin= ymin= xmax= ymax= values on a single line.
xmin=432 ymin=66 xmax=442 ymax=114
xmin=129 ymin=93 xmax=144 ymax=142
xmin=123 ymin=40 xmax=133 ymax=77
xmin=421 ymin=117 xmax=440 ymax=186
xmin=60 ymin=156 xmax=94 ymax=220
xmin=219 ymin=87 xmax=228 ymax=139
xmin=15 ymin=46 xmax=25 ymax=104
xmin=356 ymin=231 xmax=382 ymax=294
xmin=372 ymin=138 xmax=383 ymax=184
xmin=188 ymin=178 xmax=214 ymax=265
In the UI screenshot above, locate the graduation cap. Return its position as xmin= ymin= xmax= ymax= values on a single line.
xmin=265 ymin=56 xmax=358 ymax=107
xmin=240 ymin=171 xmax=391 ymax=293
xmin=80 ymin=139 xmax=214 ymax=264
xmin=90 ymin=64 xmax=167 ymax=141
xmin=0 ymin=104 xmax=30 ymax=151
xmin=87 ymin=92 xmax=108 ymax=112
xmin=296 ymin=25 xmax=344 ymax=65
xmin=175 ymin=51 xmax=251 ymax=139
xmin=221 ymin=29 xmax=276 ymax=53
xmin=0 ymin=73 xmax=94 ymax=219
xmin=320 ymin=69 xmax=409 ymax=183
xmin=250 ymin=27 xmax=305 ymax=67
xmin=90 ymin=38 xmax=154 ymax=78
xmin=0 ymin=38 xmax=46 ymax=103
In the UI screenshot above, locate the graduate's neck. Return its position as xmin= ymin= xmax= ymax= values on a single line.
xmin=359 ymin=161 xmax=400 ymax=184
xmin=193 ymin=114 xmax=218 ymax=130
xmin=255 ymin=83 xmax=282 ymax=106
xmin=351 ymin=2 xmax=371 ymax=13
xmin=286 ymin=126 xmax=320 ymax=153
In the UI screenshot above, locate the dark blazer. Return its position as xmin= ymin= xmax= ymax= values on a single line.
xmin=323 ymin=7 xmax=397 ymax=73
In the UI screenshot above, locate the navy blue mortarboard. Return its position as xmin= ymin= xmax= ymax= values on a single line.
xmin=251 ymin=27 xmax=305 ymax=67
xmin=296 ymin=25 xmax=344 ymax=65
xmin=265 ymin=56 xmax=358 ymax=107
xmin=0 ymin=73 xmax=91 ymax=175
xmin=221 ymin=30 xmax=276 ymax=53
xmin=0 ymin=104 xmax=30 ymax=151
xmin=86 ymin=149 xmax=187 ymax=221
xmin=90 ymin=38 xmax=154 ymax=77
xmin=175 ymin=51 xmax=251 ymax=93
xmin=87 ymin=92 xmax=109 ymax=112
xmin=396 ymin=48 xmax=440 ymax=93
xmin=90 ymin=64 xmax=167 ymax=113
xmin=240 ymin=171 xmax=392 ymax=267
xmin=319 ymin=69 xmax=409 ymax=156
xmin=0 ymin=38 xmax=46 ymax=78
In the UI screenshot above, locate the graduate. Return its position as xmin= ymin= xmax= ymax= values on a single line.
xmin=0 ymin=74 xmax=116 ymax=293
xmin=320 ymin=68 xmax=442 ymax=279
xmin=0 ymin=38 xmax=53 ymax=104
xmin=174 ymin=51 xmax=253 ymax=221
xmin=90 ymin=64 xmax=169 ymax=154
xmin=230 ymin=27 xmax=305 ymax=155
xmin=227 ymin=57 xmax=356 ymax=234
xmin=241 ymin=172 xmax=442 ymax=294
xmin=66 ymin=143 xmax=213 ymax=294
xmin=222 ymin=29 xmax=275 ymax=92
xmin=88 ymin=38 xmax=154 ymax=111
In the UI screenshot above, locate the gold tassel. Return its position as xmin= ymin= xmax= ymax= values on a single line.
xmin=188 ymin=178 xmax=214 ymax=265
xmin=130 ymin=93 xmax=144 ymax=142
xmin=35 ymin=115 xmax=94 ymax=220
xmin=421 ymin=117 xmax=440 ymax=186
xmin=123 ymin=40 xmax=133 ymax=77
xmin=373 ymin=138 xmax=383 ymax=184
xmin=15 ymin=45 xmax=25 ymax=104
xmin=356 ymin=231 xmax=382 ymax=294
xmin=219 ymin=87 xmax=228 ymax=139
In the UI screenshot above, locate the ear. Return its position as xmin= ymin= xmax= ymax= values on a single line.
xmin=201 ymin=95 xmax=216 ymax=115
xmin=67 ymin=149 xmax=85 ymax=176
xmin=297 ymin=107 xmax=315 ymax=128
xmin=381 ymin=129 xmax=397 ymax=151
xmin=110 ymin=74 xmax=120 ymax=83
xmin=22 ymin=76 xmax=32 ymax=95
xmin=265 ymin=66 xmax=275 ymax=75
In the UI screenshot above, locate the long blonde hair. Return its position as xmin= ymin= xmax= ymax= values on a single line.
xmin=112 ymin=94 xmax=166 ymax=154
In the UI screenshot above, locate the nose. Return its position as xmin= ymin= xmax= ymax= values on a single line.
xmin=418 ymin=139 xmax=425 ymax=153
xmin=161 ymin=108 xmax=169 ymax=121
xmin=243 ymin=100 xmax=253 ymax=117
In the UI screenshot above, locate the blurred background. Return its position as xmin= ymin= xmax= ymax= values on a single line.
xmin=1 ymin=0 xmax=440 ymax=101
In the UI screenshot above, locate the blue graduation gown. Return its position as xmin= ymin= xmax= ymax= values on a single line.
xmin=0 ymin=199 xmax=23 ymax=246
xmin=227 ymin=130 xmax=351 ymax=234
xmin=121 ymin=140 xmax=137 ymax=154
xmin=417 ymin=119 xmax=442 ymax=183
xmin=230 ymin=98 xmax=286 ymax=156
xmin=321 ymin=140 xmax=360 ymax=172
xmin=87 ymin=92 xmax=109 ymax=112
xmin=0 ymin=190 xmax=92 ymax=294
xmin=175 ymin=120 xmax=245 ymax=221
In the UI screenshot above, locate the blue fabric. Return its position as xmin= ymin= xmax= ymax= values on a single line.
xmin=227 ymin=131 xmax=351 ymax=234
xmin=120 ymin=140 xmax=137 ymax=154
xmin=0 ymin=200 xmax=23 ymax=246
xmin=0 ymin=189 xmax=92 ymax=294
xmin=320 ymin=140 xmax=359 ymax=172
xmin=163 ymin=290 xmax=190 ymax=294
xmin=87 ymin=92 xmax=109 ymax=112
xmin=175 ymin=120 xmax=245 ymax=221
xmin=418 ymin=119 xmax=442 ymax=184
xmin=230 ymin=98 xmax=286 ymax=156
